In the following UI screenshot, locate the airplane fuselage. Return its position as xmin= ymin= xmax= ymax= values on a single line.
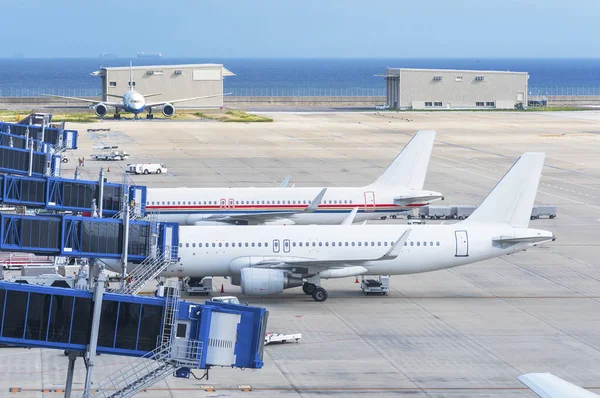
xmin=122 ymin=91 xmax=146 ymax=115
xmin=145 ymin=186 xmax=442 ymax=225
xmin=165 ymin=223 xmax=553 ymax=278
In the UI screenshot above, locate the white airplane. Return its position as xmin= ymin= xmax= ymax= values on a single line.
xmin=157 ymin=152 xmax=554 ymax=302
xmin=145 ymin=130 xmax=443 ymax=225
xmin=519 ymin=373 xmax=599 ymax=397
xmin=43 ymin=62 xmax=224 ymax=119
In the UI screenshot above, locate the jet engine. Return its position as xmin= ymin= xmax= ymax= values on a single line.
xmin=240 ymin=268 xmax=302 ymax=296
xmin=161 ymin=103 xmax=175 ymax=117
xmin=94 ymin=103 xmax=108 ymax=117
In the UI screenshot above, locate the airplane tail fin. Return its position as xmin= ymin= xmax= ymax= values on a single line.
xmin=463 ymin=152 xmax=545 ymax=228
xmin=368 ymin=130 xmax=436 ymax=190
xmin=129 ymin=61 xmax=133 ymax=91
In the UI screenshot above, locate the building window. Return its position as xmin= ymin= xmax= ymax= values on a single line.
xmin=486 ymin=102 xmax=495 ymax=107
xmin=475 ymin=76 xmax=485 ymax=81
xmin=109 ymin=81 xmax=117 ymax=87
xmin=476 ymin=102 xmax=485 ymax=107
xmin=433 ymin=76 xmax=443 ymax=81
xmin=455 ymin=76 xmax=463 ymax=82
xmin=434 ymin=102 xmax=442 ymax=107
xmin=425 ymin=102 xmax=433 ymax=107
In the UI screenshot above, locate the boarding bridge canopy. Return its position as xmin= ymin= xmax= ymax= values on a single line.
xmin=0 ymin=214 xmax=177 ymax=261
xmin=0 ymin=281 xmax=267 ymax=368
xmin=0 ymin=174 xmax=146 ymax=217
xmin=0 ymin=121 xmax=77 ymax=149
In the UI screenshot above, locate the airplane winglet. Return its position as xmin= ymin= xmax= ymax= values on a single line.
xmin=379 ymin=229 xmax=411 ymax=260
xmin=280 ymin=175 xmax=292 ymax=187
xmin=341 ymin=207 xmax=359 ymax=225
xmin=303 ymin=188 xmax=327 ymax=213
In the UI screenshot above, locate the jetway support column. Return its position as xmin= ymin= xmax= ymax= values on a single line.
xmin=64 ymin=352 xmax=78 ymax=398
xmin=27 ymin=138 xmax=34 ymax=177
xmin=120 ymin=190 xmax=130 ymax=288
xmin=83 ymin=269 xmax=106 ymax=396
xmin=98 ymin=168 xmax=104 ymax=217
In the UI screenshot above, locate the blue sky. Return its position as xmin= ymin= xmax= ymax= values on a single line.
xmin=3 ymin=0 xmax=599 ymax=58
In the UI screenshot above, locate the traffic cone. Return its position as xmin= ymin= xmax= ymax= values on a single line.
xmin=355 ymin=277 xmax=360 ymax=284
xmin=220 ymin=284 xmax=224 ymax=293
xmin=107 ymin=167 xmax=110 ymax=172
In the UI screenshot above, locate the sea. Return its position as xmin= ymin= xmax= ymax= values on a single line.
xmin=0 ymin=58 xmax=599 ymax=97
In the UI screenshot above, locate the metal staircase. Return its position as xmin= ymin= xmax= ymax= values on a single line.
xmin=81 ymin=281 xmax=201 ymax=398
xmin=113 ymin=246 xmax=177 ymax=295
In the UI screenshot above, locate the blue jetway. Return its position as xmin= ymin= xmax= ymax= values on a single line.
xmin=0 ymin=121 xmax=78 ymax=149
xmin=0 ymin=132 xmax=52 ymax=177
xmin=0 ymin=174 xmax=147 ymax=217
xmin=0 ymin=213 xmax=177 ymax=261
xmin=0 ymin=281 xmax=267 ymax=368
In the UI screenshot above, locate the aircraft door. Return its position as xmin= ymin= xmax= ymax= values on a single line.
xmin=283 ymin=239 xmax=290 ymax=253
xmin=364 ymin=191 xmax=376 ymax=212
xmin=220 ymin=199 xmax=226 ymax=209
xmin=164 ymin=225 xmax=173 ymax=259
xmin=273 ymin=239 xmax=280 ymax=253
xmin=454 ymin=230 xmax=469 ymax=257
xmin=132 ymin=187 xmax=143 ymax=217
xmin=228 ymin=198 xmax=235 ymax=209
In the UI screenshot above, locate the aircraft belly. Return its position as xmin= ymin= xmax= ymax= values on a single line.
xmin=291 ymin=213 xmax=345 ymax=225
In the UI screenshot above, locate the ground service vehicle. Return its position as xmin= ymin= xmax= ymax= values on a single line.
xmin=91 ymin=146 xmax=130 ymax=161
xmin=127 ymin=163 xmax=167 ymax=174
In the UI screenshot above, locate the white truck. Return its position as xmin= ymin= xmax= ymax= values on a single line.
xmin=127 ymin=163 xmax=168 ymax=175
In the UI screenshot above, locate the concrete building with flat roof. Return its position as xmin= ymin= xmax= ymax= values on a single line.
xmin=98 ymin=64 xmax=235 ymax=108
xmin=380 ymin=68 xmax=528 ymax=110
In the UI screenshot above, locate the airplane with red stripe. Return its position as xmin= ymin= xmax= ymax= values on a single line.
xmin=144 ymin=131 xmax=443 ymax=225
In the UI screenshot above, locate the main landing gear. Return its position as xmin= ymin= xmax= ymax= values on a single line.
xmin=302 ymin=283 xmax=328 ymax=302
xmin=146 ymin=109 xmax=154 ymax=119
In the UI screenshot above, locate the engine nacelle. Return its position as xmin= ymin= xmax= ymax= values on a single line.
xmin=94 ymin=103 xmax=108 ymax=117
xmin=162 ymin=103 xmax=175 ymax=117
xmin=240 ymin=268 xmax=302 ymax=296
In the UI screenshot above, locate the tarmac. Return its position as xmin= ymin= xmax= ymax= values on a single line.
xmin=3 ymin=110 xmax=600 ymax=397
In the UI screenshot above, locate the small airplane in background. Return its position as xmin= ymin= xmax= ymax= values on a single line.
xmin=43 ymin=62 xmax=226 ymax=120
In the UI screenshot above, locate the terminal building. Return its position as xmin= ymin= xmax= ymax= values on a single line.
xmin=97 ymin=64 xmax=235 ymax=108
xmin=380 ymin=68 xmax=528 ymax=110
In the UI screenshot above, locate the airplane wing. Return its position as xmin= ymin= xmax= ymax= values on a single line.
xmin=40 ymin=94 xmax=123 ymax=108
xmin=253 ymin=230 xmax=411 ymax=272
xmin=200 ymin=188 xmax=327 ymax=224
xmin=146 ymin=93 xmax=231 ymax=107
xmin=518 ymin=373 xmax=599 ymax=398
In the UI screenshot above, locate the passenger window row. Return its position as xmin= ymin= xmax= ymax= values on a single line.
xmin=180 ymin=240 xmax=441 ymax=248
xmin=146 ymin=199 xmax=356 ymax=206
